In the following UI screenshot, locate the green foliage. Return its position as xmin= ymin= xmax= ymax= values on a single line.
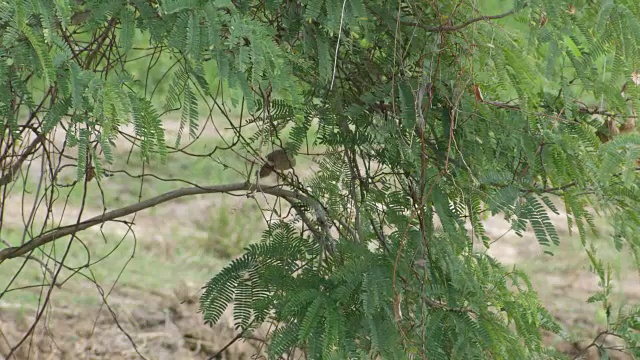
xmin=198 ymin=0 xmax=640 ymax=358
xmin=2 ymin=0 xmax=640 ymax=359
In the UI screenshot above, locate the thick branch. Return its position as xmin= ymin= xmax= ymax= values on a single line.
xmin=0 ymin=182 xmax=325 ymax=262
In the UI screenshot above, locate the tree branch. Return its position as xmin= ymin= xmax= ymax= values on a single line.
xmin=402 ymin=5 xmax=524 ymax=32
xmin=0 ymin=135 xmax=44 ymax=186
xmin=0 ymin=182 xmax=330 ymax=262
xmin=483 ymin=99 xmax=637 ymax=119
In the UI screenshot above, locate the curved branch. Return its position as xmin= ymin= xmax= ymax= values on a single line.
xmin=402 ymin=5 xmax=525 ymax=32
xmin=0 ymin=182 xmax=328 ymax=262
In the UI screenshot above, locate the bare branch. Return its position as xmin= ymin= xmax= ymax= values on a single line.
xmin=0 ymin=182 xmax=331 ymax=262
xmin=0 ymin=135 xmax=44 ymax=186
xmin=483 ymin=99 xmax=637 ymax=119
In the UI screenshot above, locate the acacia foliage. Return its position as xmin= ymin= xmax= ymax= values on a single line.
xmin=1 ymin=0 xmax=640 ymax=359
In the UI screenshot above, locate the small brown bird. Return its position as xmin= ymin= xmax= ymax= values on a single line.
xmin=259 ymin=148 xmax=296 ymax=178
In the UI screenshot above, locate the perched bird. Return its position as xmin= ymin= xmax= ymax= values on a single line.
xmin=259 ymin=148 xmax=296 ymax=178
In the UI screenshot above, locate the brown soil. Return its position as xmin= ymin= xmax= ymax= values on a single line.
xmin=0 ymin=281 xmax=269 ymax=360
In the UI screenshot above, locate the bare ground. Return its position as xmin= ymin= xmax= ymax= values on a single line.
xmin=0 ymin=282 xmax=268 ymax=360
xmin=1 ymin=202 xmax=638 ymax=359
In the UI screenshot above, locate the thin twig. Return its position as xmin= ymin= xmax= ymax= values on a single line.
xmin=402 ymin=5 xmax=524 ymax=32
xmin=208 ymin=328 xmax=248 ymax=360
xmin=0 ymin=135 xmax=44 ymax=186
xmin=330 ymin=0 xmax=348 ymax=90
xmin=483 ymin=99 xmax=637 ymax=119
